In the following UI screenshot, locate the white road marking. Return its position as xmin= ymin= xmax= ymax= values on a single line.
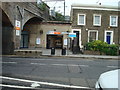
xmin=68 ymin=64 xmax=79 ymax=67
xmin=51 ymin=64 xmax=66 ymax=66
xmin=10 ymin=58 xmax=54 ymax=61
xmin=31 ymin=59 xmax=54 ymax=61
xmin=31 ymin=63 xmax=46 ymax=66
xmin=107 ymin=66 xmax=118 ymax=68
xmin=10 ymin=58 xmax=93 ymax=62
xmin=79 ymin=65 xmax=89 ymax=67
xmin=31 ymin=82 xmax=40 ymax=88
xmin=0 ymin=62 xmax=17 ymax=64
xmin=31 ymin=63 xmax=118 ymax=68
xmin=31 ymin=63 xmax=89 ymax=67
xmin=0 ymin=76 xmax=91 ymax=89
xmin=0 ymin=84 xmax=35 ymax=89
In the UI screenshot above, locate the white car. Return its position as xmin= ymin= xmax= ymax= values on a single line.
xmin=95 ymin=69 xmax=120 ymax=90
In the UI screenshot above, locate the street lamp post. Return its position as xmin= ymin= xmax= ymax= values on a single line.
xmin=66 ymin=30 xmax=70 ymax=55
xmin=64 ymin=0 xmax=65 ymax=17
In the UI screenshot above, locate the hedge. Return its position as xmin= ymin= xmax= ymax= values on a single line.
xmin=85 ymin=40 xmax=118 ymax=56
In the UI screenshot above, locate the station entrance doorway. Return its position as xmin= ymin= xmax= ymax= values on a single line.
xmin=46 ymin=35 xmax=63 ymax=49
xmin=20 ymin=31 xmax=29 ymax=48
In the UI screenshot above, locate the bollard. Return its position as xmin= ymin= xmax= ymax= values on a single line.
xmin=62 ymin=48 xmax=66 ymax=55
xmin=51 ymin=48 xmax=55 ymax=55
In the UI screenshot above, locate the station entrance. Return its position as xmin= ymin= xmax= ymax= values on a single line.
xmin=46 ymin=35 xmax=63 ymax=49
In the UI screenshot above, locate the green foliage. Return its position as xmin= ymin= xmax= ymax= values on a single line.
xmin=103 ymin=44 xmax=118 ymax=55
xmin=37 ymin=2 xmax=47 ymax=11
xmin=85 ymin=40 xmax=118 ymax=56
xmin=54 ymin=12 xmax=65 ymax=21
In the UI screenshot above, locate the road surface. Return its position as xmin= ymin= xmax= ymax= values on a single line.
xmin=1 ymin=56 xmax=119 ymax=89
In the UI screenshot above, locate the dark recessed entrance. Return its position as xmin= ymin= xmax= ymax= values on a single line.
xmin=46 ymin=35 xmax=63 ymax=49
xmin=2 ymin=9 xmax=14 ymax=54
xmin=21 ymin=17 xmax=43 ymax=48
xmin=20 ymin=31 xmax=29 ymax=48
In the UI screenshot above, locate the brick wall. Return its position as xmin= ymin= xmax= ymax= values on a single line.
xmin=71 ymin=6 xmax=119 ymax=46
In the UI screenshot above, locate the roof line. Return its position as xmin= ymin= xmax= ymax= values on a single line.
xmin=71 ymin=4 xmax=119 ymax=11
xmin=71 ymin=4 xmax=118 ymax=9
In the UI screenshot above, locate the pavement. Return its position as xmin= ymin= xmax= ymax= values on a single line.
xmin=42 ymin=48 xmax=119 ymax=60
xmin=2 ymin=48 xmax=119 ymax=60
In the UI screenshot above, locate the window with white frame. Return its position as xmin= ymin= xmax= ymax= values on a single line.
xmin=78 ymin=14 xmax=86 ymax=25
xmin=93 ymin=14 xmax=101 ymax=26
xmin=88 ymin=30 xmax=98 ymax=42
xmin=110 ymin=15 xmax=118 ymax=27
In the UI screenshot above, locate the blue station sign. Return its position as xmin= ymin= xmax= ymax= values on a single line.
xmin=68 ymin=33 xmax=76 ymax=37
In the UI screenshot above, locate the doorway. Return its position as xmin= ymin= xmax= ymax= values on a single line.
xmin=105 ymin=31 xmax=113 ymax=44
xmin=73 ymin=31 xmax=80 ymax=46
xmin=20 ymin=31 xmax=29 ymax=48
xmin=46 ymin=35 xmax=63 ymax=49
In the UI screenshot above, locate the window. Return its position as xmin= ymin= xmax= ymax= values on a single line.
xmin=78 ymin=14 xmax=86 ymax=25
xmin=110 ymin=15 xmax=118 ymax=27
xmin=93 ymin=14 xmax=101 ymax=26
xmin=88 ymin=30 xmax=98 ymax=42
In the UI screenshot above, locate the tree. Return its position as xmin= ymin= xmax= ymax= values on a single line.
xmin=54 ymin=12 xmax=65 ymax=21
xmin=37 ymin=1 xmax=47 ymax=11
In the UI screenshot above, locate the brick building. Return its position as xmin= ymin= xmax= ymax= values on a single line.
xmin=1 ymin=2 xmax=50 ymax=54
xmin=71 ymin=4 xmax=119 ymax=49
xmin=25 ymin=21 xmax=71 ymax=49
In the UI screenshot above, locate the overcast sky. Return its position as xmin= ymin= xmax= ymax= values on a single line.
xmin=43 ymin=0 xmax=119 ymax=16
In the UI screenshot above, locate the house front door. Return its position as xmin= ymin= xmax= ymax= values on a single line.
xmin=106 ymin=32 xmax=111 ymax=44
